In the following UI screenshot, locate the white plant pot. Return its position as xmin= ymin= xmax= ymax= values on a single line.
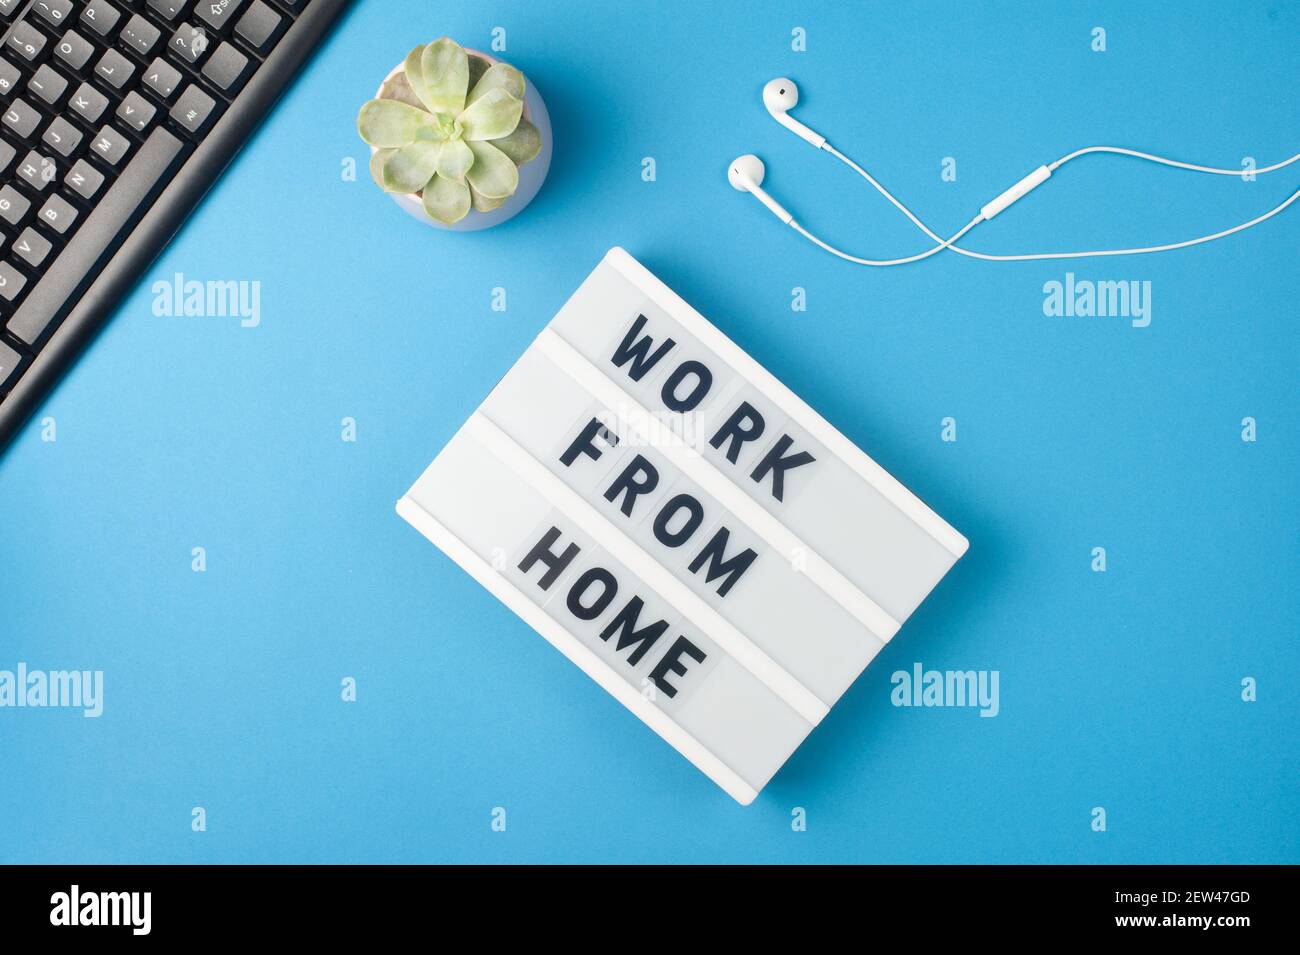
xmin=371 ymin=50 xmax=552 ymax=231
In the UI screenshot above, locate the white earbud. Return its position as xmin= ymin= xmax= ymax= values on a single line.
xmin=727 ymin=154 xmax=793 ymax=224
xmin=763 ymin=78 xmax=826 ymax=149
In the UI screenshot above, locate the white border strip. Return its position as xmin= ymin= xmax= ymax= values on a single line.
xmin=602 ymin=246 xmax=970 ymax=559
xmin=535 ymin=328 xmax=901 ymax=643
xmin=465 ymin=412 xmax=831 ymax=726
xmin=395 ymin=496 xmax=759 ymax=805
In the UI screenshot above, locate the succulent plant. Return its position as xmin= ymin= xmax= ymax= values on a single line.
xmin=357 ymin=37 xmax=543 ymax=224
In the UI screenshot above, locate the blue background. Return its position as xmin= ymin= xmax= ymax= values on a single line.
xmin=1 ymin=0 xmax=1296 ymax=863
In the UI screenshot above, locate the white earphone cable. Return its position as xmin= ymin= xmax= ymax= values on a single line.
xmin=1047 ymin=147 xmax=1300 ymax=176
xmin=789 ymin=215 xmax=982 ymax=266
xmin=790 ymin=142 xmax=1300 ymax=265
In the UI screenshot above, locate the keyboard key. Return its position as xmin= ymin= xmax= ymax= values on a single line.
xmin=0 ymin=55 xmax=20 ymax=94
xmin=13 ymin=227 xmax=53 ymax=267
xmin=147 ymin=0 xmax=189 ymax=21
xmin=201 ymin=41 xmax=248 ymax=92
xmin=54 ymin=30 xmax=95 ymax=70
xmin=0 ymin=0 xmax=23 ymax=18
xmin=17 ymin=150 xmax=57 ymax=190
xmin=196 ymin=0 xmax=244 ymax=32
xmin=28 ymin=64 xmax=69 ymax=106
xmin=116 ymin=90 xmax=157 ymax=132
xmin=33 ymin=0 xmax=73 ymax=28
xmin=90 ymin=125 xmax=130 ymax=164
xmin=38 ymin=193 xmax=77 ymax=234
xmin=143 ymin=57 xmax=182 ymax=99
xmin=169 ymin=84 xmax=216 ymax=134
xmin=0 ymin=184 xmax=31 ymax=226
xmin=70 ymin=83 xmax=110 ymax=123
xmin=65 ymin=158 xmax=105 ymax=199
xmin=234 ymin=1 xmax=281 ymax=50
xmin=0 ymin=261 xmax=27 ymax=302
xmin=80 ymin=0 xmax=122 ymax=39
xmin=120 ymin=13 xmax=161 ymax=55
xmin=7 ymin=21 xmax=48 ymax=62
xmin=3 ymin=100 xmax=41 ymax=139
xmin=95 ymin=48 xmax=136 ymax=88
xmin=169 ymin=23 xmax=210 ymax=63
xmin=41 ymin=115 xmax=82 ymax=156
xmin=0 ymin=140 xmax=14 ymax=173
xmin=0 ymin=339 xmax=23 ymax=390
xmin=6 ymin=127 xmax=184 ymax=346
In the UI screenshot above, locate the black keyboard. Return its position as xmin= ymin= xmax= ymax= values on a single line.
xmin=0 ymin=0 xmax=349 ymax=450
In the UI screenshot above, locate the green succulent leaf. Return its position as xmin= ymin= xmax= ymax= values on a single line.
xmin=465 ymin=140 xmax=519 ymax=199
xmin=357 ymin=99 xmax=429 ymax=147
xmin=420 ymin=37 xmax=469 ymax=115
xmin=467 ymin=62 xmax=525 ymax=106
xmin=369 ymin=148 xmax=397 ymax=190
xmin=458 ymin=88 xmax=523 ymax=141
xmin=402 ymin=45 xmax=433 ymax=112
xmin=438 ymin=138 xmax=474 ymax=183
xmin=470 ymin=183 xmax=507 ymax=213
xmin=422 ymin=173 xmax=471 ymax=224
xmin=488 ymin=117 xmax=542 ymax=165
xmin=379 ymin=69 xmax=427 ymax=110
xmin=382 ymin=140 xmax=441 ymax=194
xmin=467 ymin=54 xmax=492 ymax=91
